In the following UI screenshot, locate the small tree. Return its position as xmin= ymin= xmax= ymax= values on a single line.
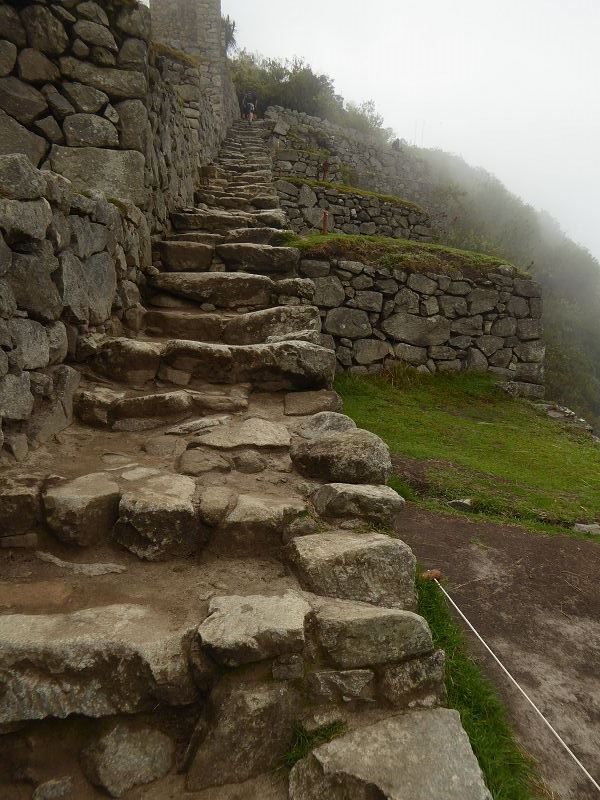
xmin=222 ymin=15 xmax=236 ymax=54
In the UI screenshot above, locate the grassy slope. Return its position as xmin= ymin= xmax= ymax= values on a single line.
xmin=278 ymin=232 xmax=528 ymax=277
xmin=337 ymin=368 xmax=600 ymax=535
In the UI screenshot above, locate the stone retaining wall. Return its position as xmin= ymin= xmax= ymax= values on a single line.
xmin=0 ymin=0 xmax=238 ymax=458
xmin=0 ymin=155 xmax=151 ymax=460
xmin=302 ymin=256 xmax=544 ymax=396
xmin=266 ymin=106 xmax=432 ymax=207
xmin=275 ymin=179 xmax=432 ymax=241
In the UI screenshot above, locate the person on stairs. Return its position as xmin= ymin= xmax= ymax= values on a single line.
xmin=242 ymin=91 xmax=257 ymax=124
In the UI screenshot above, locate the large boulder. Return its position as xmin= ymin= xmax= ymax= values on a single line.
xmin=315 ymin=598 xmax=433 ymax=669
xmin=289 ymin=709 xmax=492 ymax=799
xmin=21 ymin=6 xmax=69 ymax=54
xmin=295 ymin=411 xmax=356 ymax=440
xmin=0 ymin=153 xmax=45 ymax=200
xmin=186 ymin=683 xmax=300 ymax=790
xmin=8 ymin=243 xmax=62 ymax=321
xmin=43 ymin=472 xmax=121 ymax=547
xmin=290 ymin=429 xmax=391 ymax=484
xmin=197 ymin=591 xmax=311 ymax=666
xmin=288 ymin=531 xmax=416 ymax=610
xmin=46 ymin=145 xmax=147 ymax=206
xmin=311 ymin=483 xmax=405 ymax=528
xmin=0 ymin=372 xmax=35 ymax=420
xmin=114 ymin=473 xmax=203 ymax=561
xmin=324 ymin=307 xmax=372 ymax=339
xmin=81 ymin=722 xmax=174 ymax=798
xmin=8 ymin=318 xmax=50 ymax=369
xmin=63 ymin=113 xmax=119 ymax=148
xmin=58 ymin=57 xmax=146 ymax=99
xmin=0 ymin=604 xmax=198 ymax=724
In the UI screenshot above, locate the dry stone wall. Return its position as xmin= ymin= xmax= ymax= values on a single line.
xmin=275 ymin=179 xmax=432 ymax=240
xmin=266 ymin=106 xmax=432 ymax=207
xmin=0 ymin=0 xmax=238 ymax=458
xmin=302 ymin=256 xmax=544 ymax=397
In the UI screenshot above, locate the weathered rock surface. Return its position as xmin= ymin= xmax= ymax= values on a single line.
xmin=291 ymin=429 xmax=391 ymax=484
xmin=295 ymin=411 xmax=356 ymax=439
xmin=114 ymin=473 xmax=202 ymax=561
xmin=81 ymin=722 xmax=174 ymax=798
xmin=289 ymin=531 xmax=416 ymax=610
xmin=0 ymin=604 xmax=197 ymax=723
xmin=187 ymin=683 xmax=300 ymax=790
xmin=43 ymin=473 xmax=121 ymax=546
xmin=379 ymin=650 xmax=446 ymax=708
xmin=0 ymin=476 xmax=42 ymax=537
xmin=284 ymin=389 xmax=343 ymax=416
xmin=289 ymin=709 xmax=492 ymax=799
xmin=315 ymin=598 xmax=433 ymax=669
xmin=197 ymin=591 xmax=311 ymax=666
xmin=312 ymin=483 xmax=405 ymax=527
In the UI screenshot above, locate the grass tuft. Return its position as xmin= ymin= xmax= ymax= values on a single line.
xmin=283 ymin=721 xmax=347 ymax=769
xmin=417 ymin=575 xmax=548 ymax=799
xmin=277 ymin=232 xmax=527 ymax=277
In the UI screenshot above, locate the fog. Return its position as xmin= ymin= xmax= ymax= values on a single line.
xmin=221 ymin=0 xmax=600 ymax=261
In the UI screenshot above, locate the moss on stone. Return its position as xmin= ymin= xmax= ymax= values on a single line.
xmin=278 ymin=176 xmax=425 ymax=214
xmin=277 ymin=233 xmax=529 ymax=277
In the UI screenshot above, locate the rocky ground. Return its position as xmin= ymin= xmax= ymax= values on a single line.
xmin=0 ymin=121 xmax=492 ymax=799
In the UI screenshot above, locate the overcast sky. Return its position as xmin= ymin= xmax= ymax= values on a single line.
xmin=221 ymin=0 xmax=600 ymax=261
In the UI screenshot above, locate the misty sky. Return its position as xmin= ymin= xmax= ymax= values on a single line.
xmin=221 ymin=0 xmax=600 ymax=261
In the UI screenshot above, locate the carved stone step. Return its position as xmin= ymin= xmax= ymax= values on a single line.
xmin=160 ymin=339 xmax=336 ymax=391
xmin=0 ymin=604 xmax=198 ymax=724
xmin=171 ymin=208 xmax=287 ymax=233
xmin=166 ymin=232 xmax=225 ymax=245
xmin=216 ymin=243 xmax=300 ymax=275
xmin=150 ymin=271 xmax=313 ymax=309
xmin=144 ymin=305 xmax=321 ymax=345
xmin=159 ymin=241 xmax=215 ymax=272
xmin=290 ymin=709 xmax=492 ymax=800
xmin=225 ymin=227 xmax=291 ymax=245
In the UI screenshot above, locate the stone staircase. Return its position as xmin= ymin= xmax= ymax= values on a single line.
xmin=0 ymin=120 xmax=491 ymax=799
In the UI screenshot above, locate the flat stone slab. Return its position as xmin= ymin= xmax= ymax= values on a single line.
xmin=284 ymin=390 xmax=343 ymax=416
xmin=315 ymin=598 xmax=433 ymax=669
xmin=197 ymin=591 xmax=311 ymax=666
xmin=159 ymin=240 xmax=214 ymax=272
xmin=289 ymin=709 xmax=492 ymax=799
xmin=200 ymin=417 xmax=290 ymax=449
xmin=217 ymin=493 xmax=306 ymax=552
xmin=151 ymin=271 xmax=274 ymax=309
xmin=162 ymin=340 xmax=335 ymax=392
xmin=312 ymin=483 xmax=405 ymax=528
xmin=114 ymin=473 xmax=202 ymax=561
xmin=289 ymin=531 xmax=416 ymax=610
xmin=216 ymin=243 xmax=300 ymax=274
xmin=0 ymin=604 xmax=197 ymax=724
xmin=43 ymin=472 xmax=121 ymax=547
xmin=291 ymin=429 xmax=392 ymax=484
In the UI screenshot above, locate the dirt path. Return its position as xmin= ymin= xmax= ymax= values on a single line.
xmin=398 ymin=505 xmax=600 ymax=800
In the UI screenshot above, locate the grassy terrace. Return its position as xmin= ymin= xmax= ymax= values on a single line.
xmin=277 ymin=176 xmax=426 ymax=214
xmin=337 ymin=368 xmax=600 ymax=536
xmin=277 ymin=232 xmax=526 ymax=278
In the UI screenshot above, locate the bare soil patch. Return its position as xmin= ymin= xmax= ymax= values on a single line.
xmin=398 ymin=504 xmax=600 ymax=800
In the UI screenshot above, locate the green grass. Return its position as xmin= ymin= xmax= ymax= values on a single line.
xmin=336 ymin=368 xmax=600 ymax=536
xmin=277 ymin=232 xmax=527 ymax=278
xmin=278 ymin=176 xmax=425 ymax=213
xmin=283 ymin=721 xmax=347 ymax=768
xmin=418 ymin=576 xmax=548 ymax=799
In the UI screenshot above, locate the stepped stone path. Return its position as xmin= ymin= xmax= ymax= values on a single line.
xmin=0 ymin=120 xmax=491 ymax=799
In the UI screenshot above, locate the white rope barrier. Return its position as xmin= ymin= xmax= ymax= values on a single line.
xmin=434 ymin=578 xmax=600 ymax=794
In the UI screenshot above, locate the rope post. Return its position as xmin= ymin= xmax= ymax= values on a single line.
xmin=322 ymin=210 xmax=329 ymax=235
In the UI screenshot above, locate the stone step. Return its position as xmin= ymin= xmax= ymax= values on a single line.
xmin=289 ymin=709 xmax=492 ymax=800
xmin=159 ymin=240 xmax=215 ymax=272
xmin=75 ymin=383 xmax=248 ymax=428
xmin=166 ymin=231 xmax=225 ymax=245
xmin=144 ymin=305 xmax=321 ymax=345
xmin=171 ymin=208 xmax=287 ymax=233
xmin=91 ymin=337 xmax=335 ymax=391
xmin=287 ymin=530 xmax=417 ymax=610
xmin=195 ymin=190 xmax=280 ymax=211
xmin=216 ymin=162 xmax=272 ymax=174
xmin=160 ymin=339 xmax=336 ymax=391
xmin=149 ymin=271 xmax=313 ymax=310
xmin=225 ymin=227 xmax=291 ymax=244
xmin=216 ymin=243 xmax=300 ymax=275
xmin=0 ymin=604 xmax=198 ymax=724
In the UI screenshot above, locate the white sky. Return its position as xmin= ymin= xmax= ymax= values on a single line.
xmin=222 ymin=0 xmax=600 ymax=261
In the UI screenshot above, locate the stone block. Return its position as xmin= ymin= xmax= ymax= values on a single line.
xmin=43 ymin=472 xmax=121 ymax=546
